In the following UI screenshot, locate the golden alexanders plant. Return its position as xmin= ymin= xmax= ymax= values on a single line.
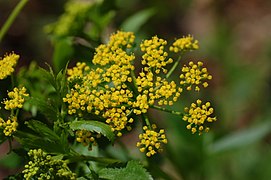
xmin=63 ymin=31 xmax=216 ymax=156
xmin=0 ymin=31 xmax=216 ymax=179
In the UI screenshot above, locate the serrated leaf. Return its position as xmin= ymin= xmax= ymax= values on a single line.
xmin=27 ymin=97 xmax=58 ymax=121
xmin=56 ymin=63 xmax=68 ymax=96
xmin=99 ymin=160 xmax=153 ymax=180
xmin=14 ymin=131 xmax=67 ymax=154
xmin=69 ymin=121 xmax=115 ymax=142
xmin=121 ymin=8 xmax=156 ymax=32
xmin=26 ymin=120 xmax=60 ymax=141
xmin=38 ymin=66 xmax=57 ymax=90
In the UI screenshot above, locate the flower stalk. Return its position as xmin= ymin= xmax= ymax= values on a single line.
xmin=0 ymin=0 xmax=29 ymax=42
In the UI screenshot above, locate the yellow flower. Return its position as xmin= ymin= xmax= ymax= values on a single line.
xmin=75 ymin=130 xmax=101 ymax=150
xmin=140 ymin=36 xmax=173 ymax=74
xmin=23 ymin=149 xmax=76 ymax=180
xmin=169 ymin=35 xmax=199 ymax=53
xmin=136 ymin=124 xmax=168 ymax=157
xmin=64 ymin=31 xmax=136 ymax=136
xmin=3 ymin=87 xmax=29 ymax=110
xmin=0 ymin=52 xmax=19 ymax=80
xmin=67 ymin=62 xmax=90 ymax=81
xmin=180 ymin=61 xmax=212 ymax=91
xmin=0 ymin=116 xmax=18 ymax=136
xmin=133 ymin=71 xmax=180 ymax=114
xmin=183 ymin=99 xmax=217 ymax=134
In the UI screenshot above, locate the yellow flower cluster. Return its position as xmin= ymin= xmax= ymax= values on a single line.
xmin=140 ymin=36 xmax=173 ymax=74
xmin=64 ymin=31 xmax=136 ymax=137
xmin=169 ymin=35 xmax=199 ymax=53
xmin=183 ymin=99 xmax=217 ymax=134
xmin=23 ymin=149 xmax=76 ymax=180
xmin=0 ymin=52 xmax=19 ymax=80
xmin=67 ymin=62 xmax=90 ymax=81
xmin=75 ymin=130 xmax=101 ymax=149
xmin=136 ymin=124 xmax=168 ymax=157
xmin=180 ymin=61 xmax=212 ymax=91
xmin=2 ymin=87 xmax=29 ymax=110
xmin=0 ymin=116 xmax=18 ymax=136
xmin=133 ymin=71 xmax=181 ymax=114
xmin=64 ymin=31 xmax=216 ymax=153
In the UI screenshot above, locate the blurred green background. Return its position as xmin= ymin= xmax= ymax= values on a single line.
xmin=1 ymin=0 xmax=271 ymax=179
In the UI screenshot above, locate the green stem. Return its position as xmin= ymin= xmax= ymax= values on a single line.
xmin=0 ymin=0 xmax=29 ymax=42
xmin=141 ymin=113 xmax=151 ymax=129
xmin=7 ymin=137 xmax=13 ymax=154
xmin=67 ymin=155 xmax=122 ymax=164
xmin=151 ymin=105 xmax=183 ymax=116
xmin=166 ymin=54 xmax=183 ymax=79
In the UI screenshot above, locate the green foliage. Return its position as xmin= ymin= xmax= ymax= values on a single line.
xmin=121 ymin=8 xmax=156 ymax=33
xmin=0 ymin=152 xmax=23 ymax=169
xmin=45 ymin=0 xmax=116 ymax=71
xmin=69 ymin=120 xmax=115 ymax=142
xmin=14 ymin=120 xmax=69 ymax=154
xmin=208 ymin=119 xmax=271 ymax=154
xmin=99 ymin=161 xmax=153 ymax=180
xmin=26 ymin=97 xmax=58 ymax=121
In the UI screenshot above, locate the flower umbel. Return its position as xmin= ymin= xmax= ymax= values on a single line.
xmin=183 ymin=99 xmax=217 ymax=134
xmin=180 ymin=61 xmax=212 ymax=91
xmin=136 ymin=124 xmax=168 ymax=157
xmin=0 ymin=52 xmax=19 ymax=80
xmin=22 ymin=149 xmax=76 ymax=180
xmin=169 ymin=34 xmax=199 ymax=53
xmin=140 ymin=36 xmax=173 ymax=74
xmin=2 ymin=87 xmax=29 ymax=110
xmin=0 ymin=116 xmax=18 ymax=136
xmin=63 ymin=31 xmax=217 ymax=157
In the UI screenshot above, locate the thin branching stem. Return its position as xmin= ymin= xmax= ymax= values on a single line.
xmin=151 ymin=105 xmax=183 ymax=116
xmin=0 ymin=0 xmax=29 ymax=42
xmin=141 ymin=113 xmax=151 ymax=129
xmin=166 ymin=53 xmax=183 ymax=79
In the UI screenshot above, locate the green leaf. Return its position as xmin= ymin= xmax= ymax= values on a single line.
xmin=121 ymin=8 xmax=156 ymax=32
xmin=69 ymin=120 xmax=115 ymax=142
xmin=14 ymin=130 xmax=67 ymax=154
xmin=26 ymin=120 xmax=60 ymax=141
xmin=99 ymin=160 xmax=153 ymax=180
xmin=27 ymin=97 xmax=58 ymax=121
xmin=56 ymin=63 xmax=68 ymax=96
xmin=208 ymin=120 xmax=271 ymax=154
xmin=53 ymin=38 xmax=74 ymax=72
xmin=38 ymin=65 xmax=57 ymax=90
